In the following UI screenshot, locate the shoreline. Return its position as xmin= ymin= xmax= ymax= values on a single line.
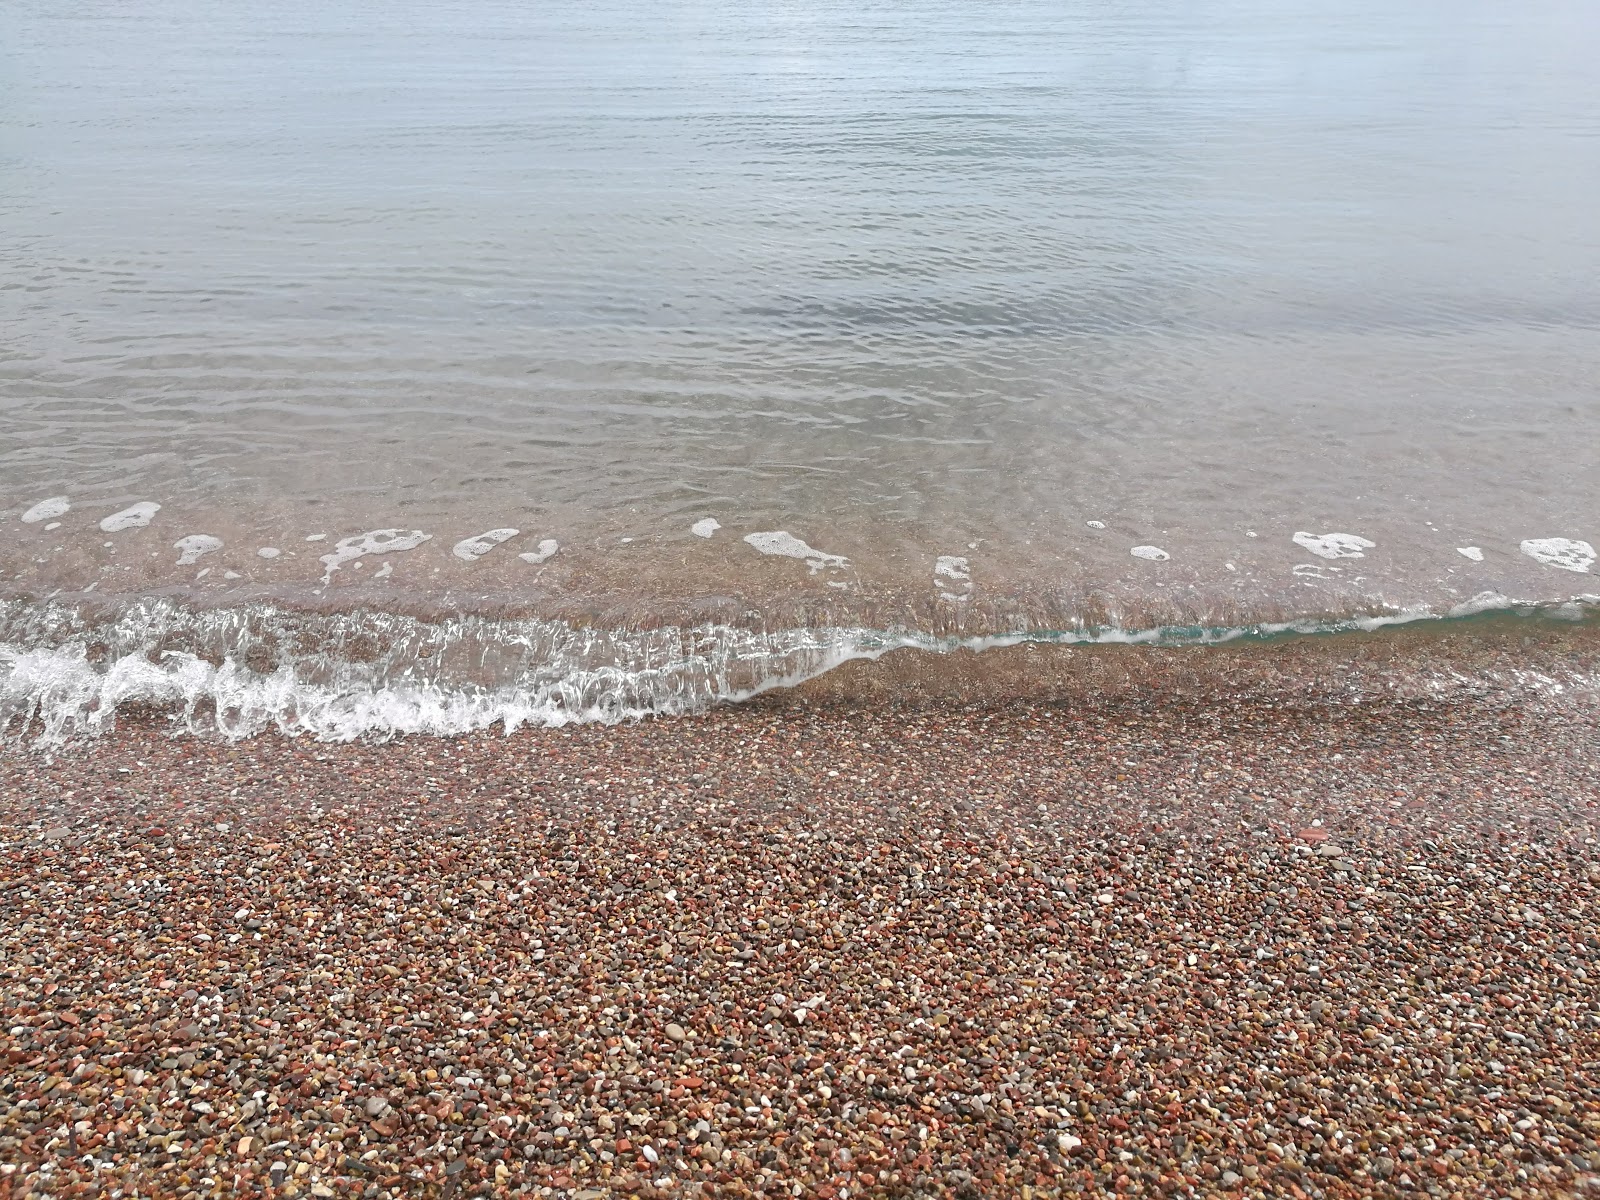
xmin=5 ymin=599 xmax=1600 ymax=747
xmin=3 ymin=689 xmax=1599 ymax=1198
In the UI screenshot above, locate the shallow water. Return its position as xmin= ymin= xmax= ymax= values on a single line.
xmin=3 ymin=0 xmax=1599 ymax=732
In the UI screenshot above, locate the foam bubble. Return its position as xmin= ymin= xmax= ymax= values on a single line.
xmin=1293 ymin=531 xmax=1374 ymax=560
xmin=1521 ymin=537 xmax=1594 ymax=574
xmin=44 ymin=522 xmax=60 ymax=531
xmin=744 ymin=531 xmax=849 ymax=573
xmin=1457 ymin=546 xmax=1484 ymax=562
xmin=319 ymin=529 xmax=432 ymax=583
xmin=691 ymin=518 xmax=721 ymax=539
xmin=518 ymin=539 xmax=559 ymax=565
xmin=257 ymin=547 xmax=282 ymax=560
xmin=21 ymin=497 xmax=70 ymax=524
xmin=306 ymin=533 xmax=327 ymax=542
xmin=100 ymin=502 xmax=160 ymax=533
xmin=1085 ymin=520 xmax=1106 ymax=530
xmin=1130 ymin=546 xmax=1169 ymax=561
xmin=452 ymin=528 xmax=520 ymax=562
xmin=174 ymin=534 xmax=223 ymax=566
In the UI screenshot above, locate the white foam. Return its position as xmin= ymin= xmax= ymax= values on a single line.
xmin=1130 ymin=546 xmax=1169 ymax=561
xmin=518 ymin=539 xmax=559 ymax=565
xmin=1449 ymin=591 xmax=1512 ymax=617
xmin=1293 ymin=531 xmax=1374 ymax=560
xmin=934 ymin=555 xmax=972 ymax=602
xmin=5 ymin=597 xmax=1594 ymax=747
xmin=257 ymin=547 xmax=282 ymax=560
xmin=691 ymin=518 xmax=721 ymax=539
xmin=744 ymin=531 xmax=849 ymax=573
xmin=44 ymin=522 xmax=60 ymax=531
xmin=319 ymin=529 xmax=432 ymax=583
xmin=21 ymin=497 xmax=69 ymax=524
xmin=173 ymin=534 xmax=223 ymax=566
xmin=452 ymin=528 xmax=520 ymax=562
xmin=100 ymin=502 xmax=160 ymax=533
xmin=1457 ymin=546 xmax=1484 ymax=562
xmin=305 ymin=533 xmax=327 ymax=542
xmin=1086 ymin=520 xmax=1106 ymax=530
xmin=1521 ymin=537 xmax=1594 ymax=574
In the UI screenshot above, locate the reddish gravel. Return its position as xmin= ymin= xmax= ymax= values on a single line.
xmin=3 ymin=689 xmax=1600 ymax=1199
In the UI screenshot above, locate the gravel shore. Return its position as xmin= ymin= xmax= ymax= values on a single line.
xmin=3 ymin=688 xmax=1599 ymax=1199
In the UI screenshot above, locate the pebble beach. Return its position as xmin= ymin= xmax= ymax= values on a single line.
xmin=3 ymin=687 xmax=1599 ymax=1199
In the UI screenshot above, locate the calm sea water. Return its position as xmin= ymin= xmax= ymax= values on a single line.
xmin=3 ymin=0 xmax=1599 ymax=735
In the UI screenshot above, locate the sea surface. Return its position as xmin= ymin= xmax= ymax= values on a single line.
xmin=3 ymin=0 xmax=1599 ymax=738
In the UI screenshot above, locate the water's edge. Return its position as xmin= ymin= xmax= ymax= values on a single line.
xmin=3 ymin=593 xmax=1598 ymax=745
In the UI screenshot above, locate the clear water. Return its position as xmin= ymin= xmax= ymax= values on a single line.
xmin=3 ymin=0 xmax=1599 ymax=734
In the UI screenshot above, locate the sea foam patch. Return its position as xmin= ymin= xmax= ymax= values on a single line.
xmin=21 ymin=497 xmax=70 ymax=524
xmin=100 ymin=502 xmax=160 ymax=533
xmin=174 ymin=534 xmax=223 ymax=566
xmin=744 ymin=532 xmax=849 ymax=574
xmin=1457 ymin=547 xmax=1484 ymax=562
xmin=691 ymin=518 xmax=721 ymax=539
xmin=1293 ymin=531 xmax=1374 ymax=560
xmin=452 ymin=528 xmax=520 ymax=562
xmin=1130 ymin=546 xmax=1169 ymax=561
xmin=1521 ymin=538 xmax=1595 ymax=573
xmin=257 ymin=547 xmax=282 ymax=560
xmin=319 ymin=529 xmax=432 ymax=583
xmin=518 ymin=539 xmax=559 ymax=565
xmin=934 ymin=555 xmax=972 ymax=602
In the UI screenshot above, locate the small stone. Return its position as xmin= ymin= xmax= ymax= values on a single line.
xmin=42 ymin=825 xmax=70 ymax=841
xmin=665 ymin=1023 xmax=687 ymax=1042
xmin=1316 ymin=842 xmax=1345 ymax=859
xmin=364 ymin=1096 xmax=388 ymax=1118
xmin=1374 ymin=1156 xmax=1396 ymax=1178
xmin=1221 ymin=1169 xmax=1242 ymax=1186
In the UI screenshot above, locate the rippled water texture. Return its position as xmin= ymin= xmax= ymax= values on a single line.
xmin=3 ymin=0 xmax=1599 ymax=623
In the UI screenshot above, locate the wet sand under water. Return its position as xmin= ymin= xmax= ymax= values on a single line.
xmin=2 ymin=679 xmax=1599 ymax=1197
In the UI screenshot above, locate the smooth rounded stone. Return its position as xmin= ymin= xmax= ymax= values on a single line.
xmin=665 ymin=1022 xmax=686 ymax=1042
xmin=1315 ymin=842 xmax=1345 ymax=858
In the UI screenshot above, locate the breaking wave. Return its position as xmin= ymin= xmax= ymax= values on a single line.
xmin=2 ymin=595 xmax=1598 ymax=745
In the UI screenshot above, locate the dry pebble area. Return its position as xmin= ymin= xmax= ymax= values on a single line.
xmin=3 ymin=692 xmax=1600 ymax=1200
